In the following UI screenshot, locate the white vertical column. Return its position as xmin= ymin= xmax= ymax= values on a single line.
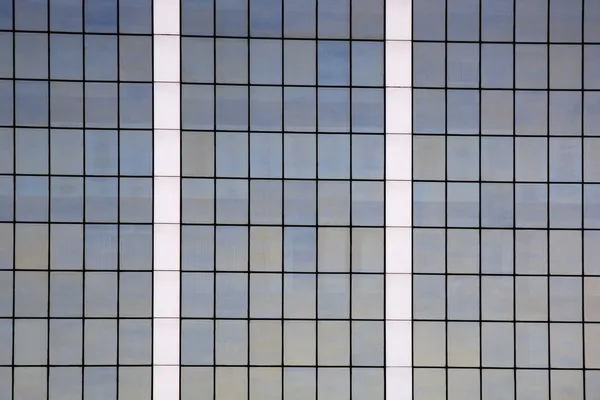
xmin=153 ymin=0 xmax=181 ymax=399
xmin=385 ymin=0 xmax=412 ymax=399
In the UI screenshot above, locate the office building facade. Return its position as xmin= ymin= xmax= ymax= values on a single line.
xmin=0 ymin=0 xmax=598 ymax=398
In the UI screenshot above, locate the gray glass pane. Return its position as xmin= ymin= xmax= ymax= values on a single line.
xmin=284 ymin=321 xmax=316 ymax=365
xmin=413 ymin=0 xmax=445 ymax=40
xmin=283 ymin=274 xmax=316 ymax=318
xmin=481 ymin=183 xmax=513 ymax=228
xmin=216 ymin=273 xmax=248 ymax=318
xmin=352 ymin=135 xmax=383 ymax=179
xmin=51 ymin=177 xmax=84 ymax=222
xmin=181 ymin=320 xmax=214 ymax=365
xmin=119 ymin=0 xmax=151 ymax=34
xmin=182 ymin=37 xmax=214 ymax=83
xmin=119 ymin=225 xmax=151 ymax=271
xmin=182 ymin=272 xmax=214 ymax=318
xmin=516 ymin=277 xmax=548 ymax=321
xmin=448 ymin=276 xmax=479 ymax=320
xmin=182 ymin=0 xmax=213 ymax=35
xmin=216 ymin=0 xmax=248 ymax=36
xmin=182 ymin=179 xmax=214 ymax=224
xmin=119 ymin=272 xmax=152 ymax=317
xmin=319 ymin=88 xmax=350 ymax=133
xmin=413 ymin=229 xmax=445 ymax=274
xmin=516 ymin=0 xmax=548 ymax=41
xmin=119 ymin=320 xmax=151 ymax=365
xmin=481 ymin=276 xmax=513 ymax=320
xmin=352 ymin=42 xmax=383 ymax=86
xmin=250 ymin=40 xmax=282 ymax=84
xmin=84 ymin=320 xmax=118 ymax=365
xmin=14 ymin=319 xmax=47 ymax=365
xmin=49 ymin=320 xmax=82 ymax=365
xmin=83 ymin=367 xmax=116 ymax=400
xmin=15 ymin=33 xmax=48 ymax=79
xmin=119 ymin=36 xmax=152 ymax=81
xmin=284 ymin=134 xmax=316 ymax=178
xmin=78 ymin=231 xmax=112 ymax=277
xmin=447 ymin=229 xmax=479 ymax=273
xmin=413 ymin=182 xmax=445 ymax=227
xmin=448 ymin=322 xmax=479 ymax=367
xmin=550 ymin=323 xmax=583 ymax=368
xmin=15 ymin=271 xmax=47 ymax=317
xmin=550 ymin=277 xmax=582 ymax=321
xmin=85 ymin=272 xmax=118 ymax=317
xmin=181 ymin=368 xmax=214 ymax=400
xmin=50 ymin=34 xmax=82 ymax=80
xmin=250 ymin=273 xmax=282 ymax=318
xmin=51 ymin=129 xmax=83 ymax=175
xmin=550 ymin=92 xmax=582 ymax=136
xmin=415 ymin=38 xmax=446 ymax=85
xmin=250 ymin=321 xmax=282 ymax=365
xmin=351 ymin=275 xmax=383 ymax=319
xmin=49 ymin=367 xmax=81 ymax=400
xmin=14 ymin=368 xmax=46 ymax=399
xmin=481 ymin=322 xmax=513 ymax=367
xmin=284 ymin=0 xmax=316 ymax=37
xmin=447 ymin=43 xmax=479 ymax=87
xmin=182 ymin=85 xmax=215 ymax=130
xmin=0 ymin=34 xmax=10 ymax=75
xmin=318 ymin=181 xmax=350 ymax=226
xmin=413 ymin=274 xmax=446 ymax=318
xmin=550 ymin=0 xmax=582 ymax=42
xmin=50 ymin=271 xmax=83 ymax=317
xmin=284 ymin=40 xmax=316 ymax=85
xmin=413 ymin=322 xmax=445 ymax=367
xmin=250 ymin=368 xmax=282 ymax=400
xmin=318 ymin=321 xmax=349 ymax=366
xmin=215 ymin=320 xmax=248 ymax=365
xmin=447 ymin=136 xmax=479 ymax=181
xmin=318 ymin=274 xmax=349 ymax=319
xmin=550 ymin=230 xmax=581 ymax=275
xmin=85 ymin=36 xmax=118 ymax=80
xmin=118 ymin=367 xmax=151 ymax=399
xmin=15 ymin=81 xmax=48 ymax=127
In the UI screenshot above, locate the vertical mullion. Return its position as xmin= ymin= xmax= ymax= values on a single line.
xmin=246 ymin=0 xmax=251 ymax=397
xmin=348 ymin=0 xmax=354 ymax=398
xmin=10 ymin=0 xmax=15 ymax=396
xmin=477 ymin=0 xmax=483 ymax=398
xmin=511 ymin=0 xmax=517 ymax=396
xmin=581 ymin=0 xmax=587 ymax=398
xmin=212 ymin=0 xmax=217 ymax=397
xmin=315 ymin=0 xmax=320 ymax=398
xmin=280 ymin=0 xmax=286 ymax=398
xmin=116 ymin=1 xmax=121 ymax=397
xmin=45 ymin=0 xmax=51 ymax=397
xmin=546 ymin=1 xmax=552 ymax=399
xmin=443 ymin=0 xmax=449 ymax=396
xmin=81 ymin=0 xmax=87 ymax=396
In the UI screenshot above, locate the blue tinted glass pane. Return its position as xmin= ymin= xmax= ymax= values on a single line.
xmin=216 ymin=0 xmax=248 ymax=36
xmin=50 ymin=34 xmax=83 ymax=80
xmin=120 ymin=131 xmax=152 ymax=176
xmin=85 ymin=35 xmax=118 ymax=81
xmin=16 ymin=81 xmax=49 ymax=127
xmin=284 ymin=0 xmax=315 ymax=37
xmin=0 ymin=0 xmax=12 ymax=29
xmin=250 ymin=0 xmax=282 ymax=36
xmin=318 ymin=41 xmax=350 ymax=86
xmin=182 ymin=0 xmax=214 ymax=35
xmin=318 ymin=0 xmax=349 ymax=38
xmin=15 ymin=0 xmax=47 ymax=30
xmin=119 ymin=0 xmax=151 ymax=34
xmin=85 ymin=0 xmax=117 ymax=33
xmin=50 ymin=0 xmax=82 ymax=31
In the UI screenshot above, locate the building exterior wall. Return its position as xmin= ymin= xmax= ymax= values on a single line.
xmin=1 ymin=0 xmax=599 ymax=399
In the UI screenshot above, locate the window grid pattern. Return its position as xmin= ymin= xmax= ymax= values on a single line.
xmin=0 ymin=0 xmax=155 ymax=399
xmin=412 ymin=0 xmax=599 ymax=399
xmin=178 ymin=0 xmax=387 ymax=399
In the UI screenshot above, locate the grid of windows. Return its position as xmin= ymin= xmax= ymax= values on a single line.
xmin=412 ymin=0 xmax=600 ymax=398
xmin=178 ymin=0 xmax=387 ymax=398
xmin=0 ymin=0 xmax=155 ymax=398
